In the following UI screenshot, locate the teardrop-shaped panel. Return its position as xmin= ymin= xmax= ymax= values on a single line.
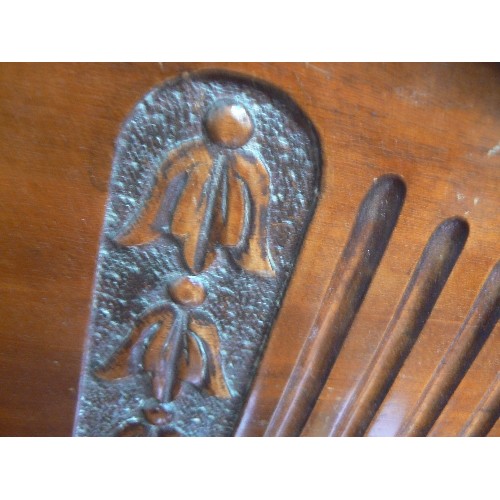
xmin=74 ymin=70 xmax=322 ymax=436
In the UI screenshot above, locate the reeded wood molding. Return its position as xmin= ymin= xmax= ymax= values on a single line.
xmin=263 ymin=175 xmax=405 ymax=437
xmin=261 ymin=172 xmax=493 ymax=437
xmin=328 ymin=217 xmax=469 ymax=436
xmin=398 ymin=262 xmax=500 ymax=437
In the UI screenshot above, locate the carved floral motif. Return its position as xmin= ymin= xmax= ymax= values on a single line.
xmin=117 ymin=101 xmax=275 ymax=276
xmin=74 ymin=72 xmax=321 ymax=437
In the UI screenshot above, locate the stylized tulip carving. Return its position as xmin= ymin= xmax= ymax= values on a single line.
xmin=99 ymin=101 xmax=279 ymax=435
xmin=117 ymin=100 xmax=275 ymax=276
xmin=97 ymin=277 xmax=230 ymax=434
xmin=75 ymin=72 xmax=322 ymax=437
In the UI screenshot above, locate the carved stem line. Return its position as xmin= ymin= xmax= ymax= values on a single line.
xmin=397 ymin=262 xmax=500 ymax=436
xmin=264 ymin=174 xmax=406 ymax=436
xmin=161 ymin=311 xmax=188 ymax=403
xmin=459 ymin=373 xmax=500 ymax=437
xmin=193 ymin=152 xmax=226 ymax=273
xmin=328 ymin=217 xmax=469 ymax=437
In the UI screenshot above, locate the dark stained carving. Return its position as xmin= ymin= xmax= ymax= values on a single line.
xmin=116 ymin=101 xmax=275 ymax=276
xmin=74 ymin=71 xmax=322 ymax=436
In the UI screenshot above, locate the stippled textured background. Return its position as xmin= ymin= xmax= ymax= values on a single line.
xmin=74 ymin=71 xmax=321 ymax=436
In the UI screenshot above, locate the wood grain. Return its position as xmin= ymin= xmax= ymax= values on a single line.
xmin=0 ymin=63 xmax=498 ymax=436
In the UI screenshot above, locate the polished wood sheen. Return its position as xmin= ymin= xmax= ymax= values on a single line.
xmin=265 ymin=175 xmax=406 ymax=436
xmin=0 ymin=63 xmax=498 ymax=436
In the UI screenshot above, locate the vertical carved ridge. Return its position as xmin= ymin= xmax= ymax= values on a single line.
xmin=328 ymin=217 xmax=469 ymax=437
xmin=264 ymin=174 xmax=406 ymax=436
xmin=397 ymin=262 xmax=500 ymax=436
xmin=459 ymin=373 xmax=500 ymax=437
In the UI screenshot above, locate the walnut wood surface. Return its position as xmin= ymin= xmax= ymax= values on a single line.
xmin=0 ymin=63 xmax=498 ymax=436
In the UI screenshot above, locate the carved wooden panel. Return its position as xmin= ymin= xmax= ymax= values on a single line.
xmin=0 ymin=63 xmax=498 ymax=436
xmin=74 ymin=71 xmax=321 ymax=436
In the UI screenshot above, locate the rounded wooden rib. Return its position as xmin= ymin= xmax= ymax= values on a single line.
xmin=459 ymin=373 xmax=500 ymax=437
xmin=264 ymin=174 xmax=406 ymax=437
xmin=328 ymin=217 xmax=469 ymax=437
xmin=398 ymin=262 xmax=500 ymax=436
